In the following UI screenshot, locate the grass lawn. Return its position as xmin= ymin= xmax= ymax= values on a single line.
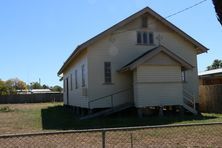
xmin=0 ymin=103 xmax=222 ymax=134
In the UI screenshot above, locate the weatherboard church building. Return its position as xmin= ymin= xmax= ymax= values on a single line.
xmin=58 ymin=7 xmax=208 ymax=118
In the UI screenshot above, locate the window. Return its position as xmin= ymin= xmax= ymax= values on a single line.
xmin=82 ymin=64 xmax=86 ymax=87
xmin=149 ymin=32 xmax=154 ymax=44
xmin=63 ymin=79 xmax=65 ymax=92
xmin=137 ymin=31 xmax=154 ymax=45
xmin=143 ymin=32 xmax=148 ymax=44
xmin=70 ymin=74 xmax=73 ymax=90
xmin=75 ymin=70 xmax=78 ymax=89
xmin=142 ymin=16 xmax=148 ymax=28
xmin=181 ymin=71 xmax=186 ymax=82
xmin=137 ymin=32 xmax=142 ymax=44
xmin=104 ymin=62 xmax=112 ymax=83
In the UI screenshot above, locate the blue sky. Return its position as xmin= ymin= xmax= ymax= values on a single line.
xmin=0 ymin=0 xmax=221 ymax=86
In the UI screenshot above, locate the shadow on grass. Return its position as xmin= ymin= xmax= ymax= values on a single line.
xmin=41 ymin=105 xmax=218 ymax=130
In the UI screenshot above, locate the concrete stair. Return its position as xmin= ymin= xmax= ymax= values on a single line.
xmin=80 ymin=103 xmax=134 ymax=120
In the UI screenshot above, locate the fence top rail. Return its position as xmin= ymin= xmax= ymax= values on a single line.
xmin=0 ymin=122 xmax=222 ymax=138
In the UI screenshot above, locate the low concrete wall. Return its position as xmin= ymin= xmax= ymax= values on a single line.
xmin=0 ymin=93 xmax=63 ymax=104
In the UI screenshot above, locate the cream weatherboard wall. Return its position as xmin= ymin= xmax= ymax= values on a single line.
xmin=133 ymin=52 xmax=184 ymax=107
xmin=134 ymin=65 xmax=183 ymax=107
xmin=62 ymin=12 xmax=200 ymax=109
xmin=63 ymin=50 xmax=89 ymax=108
xmin=87 ymin=14 xmax=199 ymax=108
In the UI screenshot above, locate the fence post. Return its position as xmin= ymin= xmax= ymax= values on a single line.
xmin=102 ymin=130 xmax=106 ymax=148
xmin=130 ymin=133 xmax=133 ymax=148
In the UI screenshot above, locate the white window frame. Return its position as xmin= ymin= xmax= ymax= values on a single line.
xmin=75 ymin=70 xmax=78 ymax=89
xmin=104 ymin=62 xmax=112 ymax=84
xmin=137 ymin=31 xmax=154 ymax=45
xmin=181 ymin=70 xmax=186 ymax=82
xmin=82 ymin=64 xmax=86 ymax=87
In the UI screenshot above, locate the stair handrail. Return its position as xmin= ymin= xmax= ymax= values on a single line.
xmin=88 ymin=88 xmax=131 ymax=109
xmin=183 ymin=89 xmax=196 ymax=110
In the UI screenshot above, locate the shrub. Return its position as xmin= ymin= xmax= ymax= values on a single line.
xmin=0 ymin=106 xmax=14 ymax=112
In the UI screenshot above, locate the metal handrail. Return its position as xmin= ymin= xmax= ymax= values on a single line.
xmin=88 ymin=88 xmax=131 ymax=109
xmin=183 ymin=89 xmax=196 ymax=110
xmin=184 ymin=96 xmax=194 ymax=104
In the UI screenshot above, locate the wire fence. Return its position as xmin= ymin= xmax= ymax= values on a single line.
xmin=0 ymin=122 xmax=222 ymax=148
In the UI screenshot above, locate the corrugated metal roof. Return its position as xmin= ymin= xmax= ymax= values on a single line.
xmin=31 ymin=89 xmax=51 ymax=92
xmin=198 ymin=68 xmax=222 ymax=76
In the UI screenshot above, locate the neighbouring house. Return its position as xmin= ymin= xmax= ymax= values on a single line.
xmin=58 ymin=7 xmax=208 ymax=117
xmin=199 ymin=68 xmax=222 ymax=85
xmin=17 ymin=89 xmax=59 ymax=94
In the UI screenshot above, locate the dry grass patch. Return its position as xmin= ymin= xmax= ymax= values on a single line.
xmin=0 ymin=103 xmax=62 ymax=134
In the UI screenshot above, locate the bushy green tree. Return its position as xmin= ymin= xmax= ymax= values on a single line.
xmin=16 ymin=80 xmax=27 ymax=90
xmin=51 ymin=85 xmax=63 ymax=92
xmin=42 ymin=84 xmax=49 ymax=89
xmin=207 ymin=59 xmax=222 ymax=70
xmin=0 ymin=79 xmax=8 ymax=95
xmin=30 ymin=82 xmax=42 ymax=89
xmin=5 ymin=79 xmax=17 ymax=95
xmin=0 ymin=78 xmax=62 ymax=95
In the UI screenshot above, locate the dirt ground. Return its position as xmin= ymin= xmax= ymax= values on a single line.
xmin=0 ymin=124 xmax=222 ymax=147
xmin=1 ymin=103 xmax=222 ymax=147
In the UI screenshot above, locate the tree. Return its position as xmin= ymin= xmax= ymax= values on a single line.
xmin=207 ymin=59 xmax=222 ymax=70
xmin=51 ymin=85 xmax=63 ymax=92
xmin=0 ymin=78 xmax=28 ymax=95
xmin=16 ymin=80 xmax=27 ymax=90
xmin=212 ymin=0 xmax=222 ymax=25
xmin=6 ymin=78 xmax=27 ymax=91
xmin=30 ymin=82 xmax=42 ymax=89
xmin=5 ymin=79 xmax=16 ymax=94
xmin=0 ymin=79 xmax=8 ymax=95
xmin=42 ymin=84 xmax=49 ymax=89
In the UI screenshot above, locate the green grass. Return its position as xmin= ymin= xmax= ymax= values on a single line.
xmin=0 ymin=103 xmax=222 ymax=134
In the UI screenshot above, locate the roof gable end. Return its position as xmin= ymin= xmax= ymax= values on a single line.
xmin=58 ymin=7 xmax=208 ymax=75
xmin=120 ymin=45 xmax=194 ymax=72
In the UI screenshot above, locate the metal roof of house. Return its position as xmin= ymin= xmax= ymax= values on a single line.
xmin=198 ymin=68 xmax=222 ymax=76
xmin=31 ymin=89 xmax=52 ymax=92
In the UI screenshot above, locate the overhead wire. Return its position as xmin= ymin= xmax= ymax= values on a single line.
xmin=111 ymin=0 xmax=208 ymax=36
xmin=165 ymin=0 xmax=208 ymax=19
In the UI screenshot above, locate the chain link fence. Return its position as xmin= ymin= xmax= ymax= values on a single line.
xmin=0 ymin=122 xmax=222 ymax=148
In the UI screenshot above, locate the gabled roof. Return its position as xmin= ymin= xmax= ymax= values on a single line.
xmin=119 ymin=45 xmax=194 ymax=72
xmin=58 ymin=7 xmax=208 ymax=75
